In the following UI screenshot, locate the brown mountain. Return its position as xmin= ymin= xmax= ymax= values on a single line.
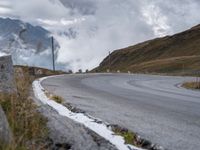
xmin=94 ymin=24 xmax=200 ymax=76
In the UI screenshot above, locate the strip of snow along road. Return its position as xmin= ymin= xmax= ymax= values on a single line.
xmin=32 ymin=76 xmax=144 ymax=150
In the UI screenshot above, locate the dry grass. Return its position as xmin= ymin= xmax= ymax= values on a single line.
xmin=0 ymin=67 xmax=49 ymax=150
xmin=45 ymin=91 xmax=64 ymax=104
xmin=112 ymin=128 xmax=137 ymax=146
xmin=111 ymin=125 xmax=160 ymax=149
xmin=50 ymin=95 xmax=64 ymax=104
xmin=95 ymin=24 xmax=200 ymax=76
xmin=14 ymin=65 xmax=65 ymax=77
xmin=182 ymin=81 xmax=200 ymax=90
xmin=96 ymin=55 xmax=200 ymax=76
xmin=129 ymin=55 xmax=200 ymax=75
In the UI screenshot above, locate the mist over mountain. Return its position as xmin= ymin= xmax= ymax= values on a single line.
xmin=0 ymin=17 xmax=62 ymax=69
xmin=59 ymin=0 xmax=96 ymax=15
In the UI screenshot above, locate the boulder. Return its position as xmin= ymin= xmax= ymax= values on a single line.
xmin=0 ymin=55 xmax=15 ymax=93
xmin=0 ymin=106 xmax=12 ymax=144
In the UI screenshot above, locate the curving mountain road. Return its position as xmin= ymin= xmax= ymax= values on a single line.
xmin=42 ymin=74 xmax=200 ymax=150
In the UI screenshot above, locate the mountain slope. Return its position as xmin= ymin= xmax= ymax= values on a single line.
xmin=95 ymin=24 xmax=200 ymax=75
xmin=0 ymin=18 xmax=59 ymax=69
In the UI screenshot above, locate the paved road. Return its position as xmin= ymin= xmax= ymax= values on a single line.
xmin=42 ymin=74 xmax=200 ymax=150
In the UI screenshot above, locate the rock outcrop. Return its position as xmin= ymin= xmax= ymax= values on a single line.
xmin=0 ymin=55 xmax=14 ymax=145
xmin=0 ymin=106 xmax=12 ymax=145
xmin=0 ymin=55 xmax=15 ymax=93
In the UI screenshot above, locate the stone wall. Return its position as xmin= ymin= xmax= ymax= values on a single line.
xmin=0 ymin=55 xmax=15 ymax=92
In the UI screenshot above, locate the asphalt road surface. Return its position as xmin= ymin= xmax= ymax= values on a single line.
xmin=42 ymin=74 xmax=200 ymax=150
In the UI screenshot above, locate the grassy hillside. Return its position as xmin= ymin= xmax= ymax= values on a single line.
xmin=95 ymin=24 xmax=200 ymax=76
xmin=14 ymin=65 xmax=65 ymax=77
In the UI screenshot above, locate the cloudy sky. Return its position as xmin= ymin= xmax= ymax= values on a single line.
xmin=0 ymin=0 xmax=200 ymax=71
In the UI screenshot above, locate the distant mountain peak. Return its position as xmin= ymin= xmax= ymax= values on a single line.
xmin=0 ymin=17 xmax=60 ymax=69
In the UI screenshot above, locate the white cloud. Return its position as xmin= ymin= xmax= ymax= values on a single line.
xmin=0 ymin=0 xmax=11 ymax=15
xmin=0 ymin=51 xmax=7 ymax=57
xmin=37 ymin=18 xmax=86 ymax=28
xmin=0 ymin=7 xmax=11 ymax=14
xmin=141 ymin=3 xmax=172 ymax=37
xmin=37 ymin=19 xmax=59 ymax=26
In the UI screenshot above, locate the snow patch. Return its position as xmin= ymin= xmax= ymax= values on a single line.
xmin=32 ymin=75 xmax=144 ymax=150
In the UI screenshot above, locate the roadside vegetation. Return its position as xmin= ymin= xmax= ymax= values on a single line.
xmin=94 ymin=24 xmax=200 ymax=76
xmin=0 ymin=66 xmax=62 ymax=150
xmin=112 ymin=126 xmax=137 ymax=145
xmin=182 ymin=80 xmax=200 ymax=90
xmin=45 ymin=90 xmax=64 ymax=104
xmin=111 ymin=125 xmax=160 ymax=149
xmin=50 ymin=95 xmax=64 ymax=104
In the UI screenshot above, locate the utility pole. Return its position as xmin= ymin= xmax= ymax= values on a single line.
xmin=51 ymin=36 xmax=55 ymax=71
